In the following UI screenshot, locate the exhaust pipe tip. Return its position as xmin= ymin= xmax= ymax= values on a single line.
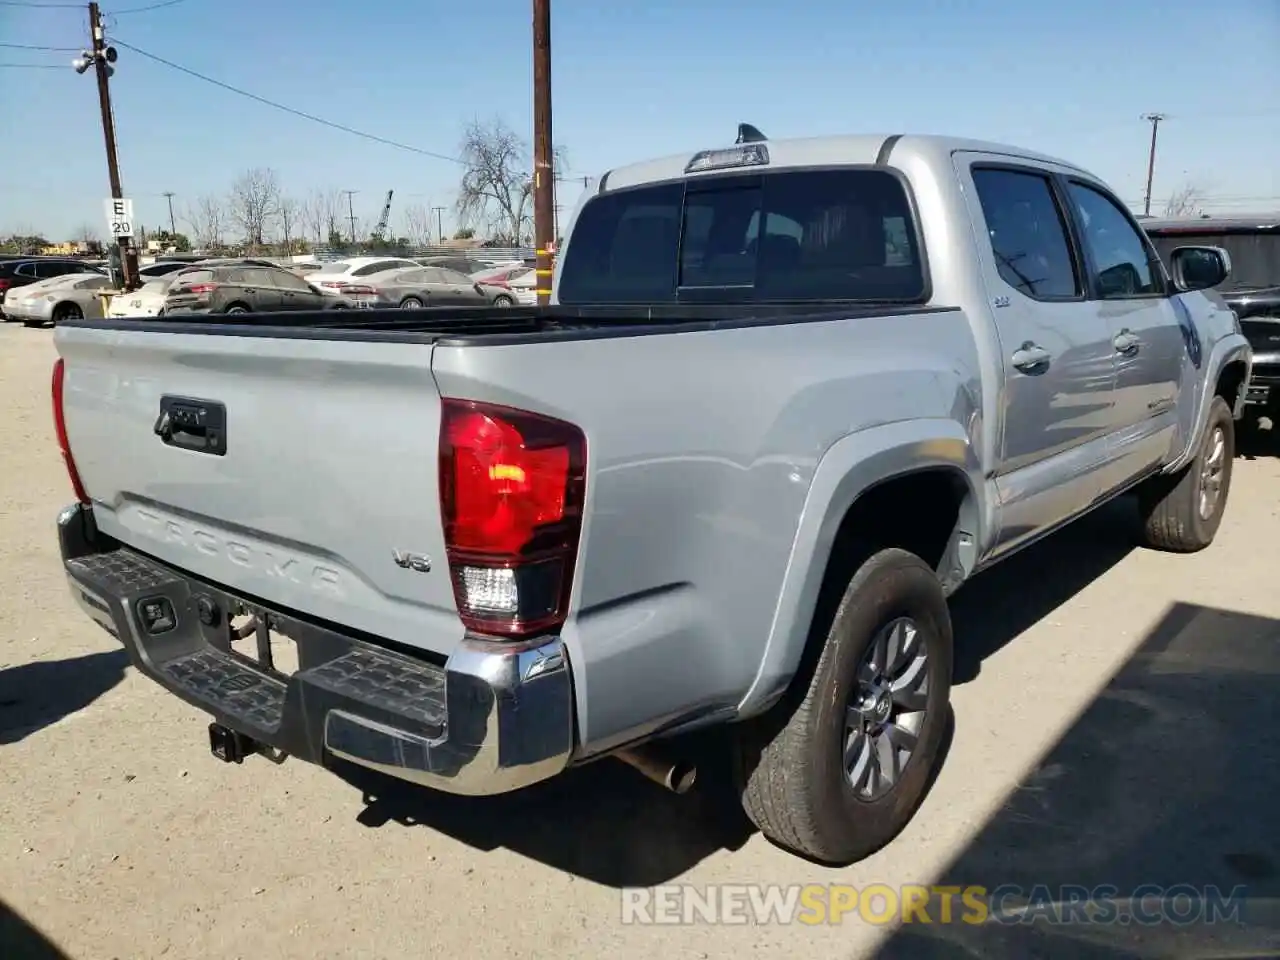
xmin=615 ymin=746 xmax=698 ymax=795
xmin=666 ymin=761 xmax=697 ymax=795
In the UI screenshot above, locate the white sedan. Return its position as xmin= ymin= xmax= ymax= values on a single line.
xmin=3 ymin=273 xmax=113 ymax=326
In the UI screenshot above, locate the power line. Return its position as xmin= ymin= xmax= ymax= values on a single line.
xmin=110 ymin=0 xmax=192 ymax=13
xmin=0 ymin=41 xmax=82 ymax=51
xmin=0 ymin=62 xmax=64 ymax=68
xmin=110 ymin=39 xmax=466 ymax=165
xmin=0 ymin=1 xmax=82 ymax=7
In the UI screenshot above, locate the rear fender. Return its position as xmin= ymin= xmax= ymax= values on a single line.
xmin=736 ymin=418 xmax=982 ymax=717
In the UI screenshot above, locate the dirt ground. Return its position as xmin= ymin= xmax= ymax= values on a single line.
xmin=2 ymin=323 xmax=1278 ymax=960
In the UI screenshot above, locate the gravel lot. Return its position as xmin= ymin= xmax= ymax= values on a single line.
xmin=2 ymin=323 xmax=1278 ymax=960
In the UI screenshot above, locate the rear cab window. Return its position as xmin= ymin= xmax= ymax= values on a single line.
xmin=558 ymin=168 xmax=927 ymax=305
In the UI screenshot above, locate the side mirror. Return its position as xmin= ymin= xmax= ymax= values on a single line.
xmin=1170 ymin=245 xmax=1231 ymax=292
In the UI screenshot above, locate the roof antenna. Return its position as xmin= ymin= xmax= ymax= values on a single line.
xmin=736 ymin=123 xmax=767 ymax=144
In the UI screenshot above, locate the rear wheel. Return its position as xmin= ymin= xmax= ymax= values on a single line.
xmin=734 ymin=547 xmax=952 ymax=864
xmin=492 ymin=295 xmax=515 ymax=307
xmin=224 ymin=303 xmax=249 ymax=315
xmin=53 ymin=302 xmax=83 ymax=325
xmin=400 ymin=297 xmax=424 ymax=309
xmin=1137 ymin=395 xmax=1234 ymax=552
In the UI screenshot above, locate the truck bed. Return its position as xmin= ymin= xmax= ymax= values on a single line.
xmin=64 ymin=302 xmax=957 ymax=345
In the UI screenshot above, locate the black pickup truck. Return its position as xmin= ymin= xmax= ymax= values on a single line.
xmin=1145 ymin=215 xmax=1280 ymax=422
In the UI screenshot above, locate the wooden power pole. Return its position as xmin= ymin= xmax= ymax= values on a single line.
xmin=532 ymin=0 xmax=554 ymax=306
xmin=1141 ymin=113 xmax=1166 ymax=217
xmin=88 ymin=1 xmax=138 ymax=290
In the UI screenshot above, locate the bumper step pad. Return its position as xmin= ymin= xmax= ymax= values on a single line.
xmin=64 ymin=546 xmax=447 ymax=753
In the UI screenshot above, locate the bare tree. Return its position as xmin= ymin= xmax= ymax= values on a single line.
xmin=74 ymin=223 xmax=100 ymax=244
xmin=402 ymin=202 xmax=434 ymax=247
xmin=277 ymin=195 xmax=300 ymax=253
xmin=228 ymin=167 xmax=282 ymax=252
xmin=184 ymin=194 xmax=226 ymax=252
xmin=456 ymin=118 xmax=567 ymax=244
xmin=1163 ymin=183 xmax=1206 ymax=218
xmin=300 ymin=188 xmax=336 ymax=245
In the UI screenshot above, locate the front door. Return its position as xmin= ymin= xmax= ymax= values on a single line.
xmin=1060 ymin=179 xmax=1186 ymax=492
xmin=959 ymin=158 xmax=1119 ymax=556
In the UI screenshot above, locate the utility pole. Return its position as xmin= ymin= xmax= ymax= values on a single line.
xmin=162 ymin=191 xmax=177 ymax=236
xmin=86 ymin=1 xmax=138 ymax=290
xmin=342 ymin=189 xmax=359 ymax=244
xmin=532 ymin=0 xmax=554 ymax=306
xmin=432 ymin=205 xmax=446 ymax=244
xmin=1141 ymin=113 xmax=1166 ymax=217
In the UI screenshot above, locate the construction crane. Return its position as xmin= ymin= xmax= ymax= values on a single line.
xmin=371 ymin=189 xmax=394 ymax=243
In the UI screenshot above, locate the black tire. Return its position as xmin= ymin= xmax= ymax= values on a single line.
xmin=400 ymin=297 xmax=424 ymax=309
xmin=492 ymin=295 xmax=514 ymax=307
xmin=1137 ymin=395 xmax=1234 ymax=552
xmin=224 ymin=303 xmax=250 ymax=315
xmin=734 ymin=547 xmax=953 ymax=865
xmin=53 ymin=302 xmax=83 ymax=325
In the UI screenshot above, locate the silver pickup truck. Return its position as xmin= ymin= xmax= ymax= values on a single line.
xmin=52 ymin=130 xmax=1251 ymax=865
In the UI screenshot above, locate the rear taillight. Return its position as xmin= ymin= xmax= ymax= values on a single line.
xmin=484 ymin=279 xmax=511 ymax=290
xmin=185 ymin=282 xmax=217 ymax=295
xmin=321 ymin=280 xmax=345 ymax=288
xmin=51 ymin=358 xmax=90 ymax=504
xmin=439 ymin=399 xmax=586 ymax=639
xmin=340 ymin=284 xmax=376 ymax=295
xmin=0 ymin=279 xmax=11 ymax=292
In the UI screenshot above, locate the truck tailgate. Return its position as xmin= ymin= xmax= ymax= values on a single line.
xmin=54 ymin=325 xmax=464 ymax=656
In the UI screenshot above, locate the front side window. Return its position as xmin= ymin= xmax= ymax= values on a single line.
xmin=1067 ymin=182 xmax=1162 ymax=298
xmin=557 ymin=169 xmax=926 ymax=305
xmin=971 ymin=168 xmax=1080 ymax=300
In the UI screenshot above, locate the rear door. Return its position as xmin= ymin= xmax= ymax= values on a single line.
xmin=56 ymin=326 xmax=463 ymax=655
xmin=1061 ymin=179 xmax=1186 ymax=492
xmin=958 ymin=158 xmax=1119 ymax=554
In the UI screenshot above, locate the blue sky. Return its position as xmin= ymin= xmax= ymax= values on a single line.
xmin=2 ymin=0 xmax=1277 ymax=241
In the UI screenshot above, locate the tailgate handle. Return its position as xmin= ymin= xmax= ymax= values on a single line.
xmin=154 ymin=396 xmax=227 ymax=456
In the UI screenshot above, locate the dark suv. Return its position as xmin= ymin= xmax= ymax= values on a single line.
xmin=163 ymin=262 xmax=349 ymax=316
xmin=1144 ymin=215 xmax=1280 ymax=420
xmin=1 ymin=257 xmax=104 ymax=320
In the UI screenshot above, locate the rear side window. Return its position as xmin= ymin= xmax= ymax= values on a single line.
xmin=971 ymin=169 xmax=1080 ymax=300
xmin=558 ymin=169 xmax=926 ymax=305
xmin=35 ymin=261 xmax=74 ymax=279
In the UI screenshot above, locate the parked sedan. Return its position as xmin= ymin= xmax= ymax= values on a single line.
xmin=305 ymin=256 xmax=421 ymax=297
xmin=1 ymin=257 xmax=104 ymax=319
xmin=3 ymin=273 xmax=113 ymax=326
xmin=164 ymin=262 xmax=349 ymax=316
xmin=338 ymin=266 xmax=518 ymax=308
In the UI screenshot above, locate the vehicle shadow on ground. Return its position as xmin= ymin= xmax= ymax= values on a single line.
xmin=0 ymin=650 xmax=128 ymax=746
xmin=874 ymin=601 xmax=1280 ymax=959
xmin=332 ymin=500 xmax=1141 ymax=887
xmin=0 ymin=899 xmax=71 ymax=959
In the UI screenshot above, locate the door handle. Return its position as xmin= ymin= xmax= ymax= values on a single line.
xmin=1113 ymin=330 xmax=1140 ymax=355
xmin=1011 ymin=342 xmax=1051 ymax=373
